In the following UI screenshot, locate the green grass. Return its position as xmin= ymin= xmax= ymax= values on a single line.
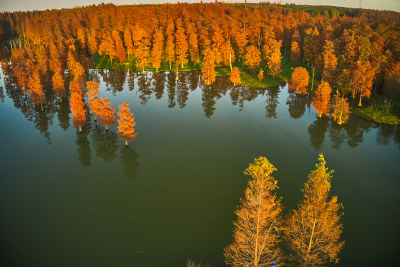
xmin=91 ymin=54 xmax=201 ymax=72
xmin=91 ymin=51 xmax=303 ymax=89
xmin=215 ymin=54 xmax=294 ymax=88
xmin=353 ymin=96 xmax=400 ymax=125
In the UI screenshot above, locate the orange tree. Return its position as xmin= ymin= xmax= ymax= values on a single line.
xmin=117 ymin=102 xmax=137 ymax=146
xmin=289 ymin=67 xmax=310 ymax=95
xmin=312 ymin=81 xmax=332 ymax=118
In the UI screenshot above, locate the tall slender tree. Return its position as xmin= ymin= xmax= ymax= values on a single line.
xmin=224 ymin=157 xmax=283 ymax=266
xmin=312 ymin=81 xmax=332 ymax=118
xmin=283 ymin=154 xmax=344 ymax=266
xmin=117 ymin=102 xmax=137 ymax=146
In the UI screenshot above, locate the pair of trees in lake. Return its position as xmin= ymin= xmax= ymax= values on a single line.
xmin=225 ymin=155 xmax=343 ymax=266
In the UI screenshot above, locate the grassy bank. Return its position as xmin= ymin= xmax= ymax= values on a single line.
xmin=91 ymin=54 xmax=201 ymax=72
xmin=353 ymin=96 xmax=400 ymax=125
xmin=92 ymin=52 xmax=298 ymax=89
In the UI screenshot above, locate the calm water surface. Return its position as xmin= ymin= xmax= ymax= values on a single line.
xmin=0 ymin=69 xmax=399 ymax=266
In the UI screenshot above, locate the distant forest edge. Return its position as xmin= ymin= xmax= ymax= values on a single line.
xmin=0 ymin=2 xmax=399 ymax=124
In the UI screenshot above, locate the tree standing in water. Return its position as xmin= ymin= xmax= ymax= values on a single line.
xmin=224 ymin=157 xmax=283 ymax=266
xmin=289 ymin=67 xmax=309 ymax=95
xmin=117 ymin=103 xmax=137 ymax=146
xmin=312 ymin=81 xmax=332 ymax=118
xmin=331 ymin=94 xmax=351 ymax=125
xmin=283 ymin=154 xmax=344 ymax=266
xmin=230 ymin=67 xmax=241 ymax=86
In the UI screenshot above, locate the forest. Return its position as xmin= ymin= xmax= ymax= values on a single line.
xmin=0 ymin=2 xmax=400 ymax=266
xmin=0 ymin=1 xmax=400 ymax=131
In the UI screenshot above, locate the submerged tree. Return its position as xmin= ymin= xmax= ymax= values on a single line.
xmin=117 ymin=102 xmax=137 ymax=146
xmin=224 ymin=157 xmax=283 ymax=266
xmin=230 ymin=67 xmax=241 ymax=86
xmin=312 ymin=81 xmax=332 ymax=118
xmin=289 ymin=67 xmax=309 ymax=95
xmin=283 ymin=154 xmax=344 ymax=266
xmin=331 ymin=95 xmax=351 ymax=125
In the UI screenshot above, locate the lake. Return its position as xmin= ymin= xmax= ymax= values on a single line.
xmin=0 ymin=69 xmax=399 ymax=266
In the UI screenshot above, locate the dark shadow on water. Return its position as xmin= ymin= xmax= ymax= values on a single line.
xmin=308 ymin=117 xmax=329 ymax=150
xmin=76 ymin=120 xmax=92 ymax=167
xmin=286 ymin=91 xmax=311 ymax=119
xmin=120 ymin=146 xmax=139 ymax=181
xmin=92 ymin=124 xmax=118 ymax=162
xmin=265 ymin=85 xmax=280 ymax=119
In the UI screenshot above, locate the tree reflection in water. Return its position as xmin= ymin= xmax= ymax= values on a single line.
xmin=153 ymin=72 xmax=166 ymax=99
xmin=1 ymin=67 xmax=400 ymax=167
xmin=0 ymin=86 xmax=5 ymax=102
xmin=177 ymin=72 xmax=189 ymax=108
xmin=308 ymin=118 xmax=330 ymax=150
xmin=76 ymin=115 xmax=92 ymax=167
xmin=167 ymin=72 xmax=176 ymax=108
xmin=265 ymin=85 xmax=280 ymax=119
xmin=92 ymin=125 xmax=118 ymax=162
xmin=120 ymin=146 xmax=139 ymax=181
xmin=287 ymin=91 xmax=311 ymax=119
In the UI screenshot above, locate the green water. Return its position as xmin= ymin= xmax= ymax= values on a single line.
xmin=0 ymin=69 xmax=399 ymax=266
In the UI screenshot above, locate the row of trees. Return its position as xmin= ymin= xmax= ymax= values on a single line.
xmin=1 ymin=2 xmax=399 ymax=99
xmin=225 ymin=154 xmax=344 ymax=266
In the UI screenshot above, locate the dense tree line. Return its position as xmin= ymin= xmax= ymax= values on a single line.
xmin=0 ymin=2 xmax=398 ymax=129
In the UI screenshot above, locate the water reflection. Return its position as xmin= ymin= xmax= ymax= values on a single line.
xmin=1 ymin=66 xmax=400 ymax=163
xmin=308 ymin=118 xmax=329 ymax=150
xmin=265 ymin=85 xmax=280 ymax=119
xmin=121 ymin=147 xmax=139 ymax=181
xmin=287 ymin=92 xmax=311 ymax=119
xmin=92 ymin=125 xmax=118 ymax=162
xmin=76 ymin=120 xmax=92 ymax=167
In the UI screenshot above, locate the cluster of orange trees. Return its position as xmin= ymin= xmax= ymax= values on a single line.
xmin=1 ymin=2 xmax=400 ymax=129
xmin=290 ymin=66 xmax=351 ymax=125
xmin=0 ymin=2 xmax=399 ymax=89
xmin=225 ymin=154 xmax=344 ymax=266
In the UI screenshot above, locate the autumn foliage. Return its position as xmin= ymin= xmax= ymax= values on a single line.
xmin=289 ymin=67 xmax=309 ymax=94
xmin=353 ymin=61 xmax=375 ymax=106
xmin=117 ymin=103 xmax=137 ymax=146
xmin=224 ymin=157 xmax=282 ymax=266
xmin=331 ymin=95 xmax=351 ymax=125
xmin=69 ymin=80 xmax=86 ymax=132
xmin=258 ymin=69 xmax=264 ymax=81
xmin=202 ymin=48 xmax=216 ymax=85
xmin=230 ymin=67 xmax=241 ymax=86
xmin=244 ymin=45 xmax=261 ymax=71
xmin=312 ymin=81 xmax=332 ymax=118
xmin=283 ymin=154 xmax=344 ymax=266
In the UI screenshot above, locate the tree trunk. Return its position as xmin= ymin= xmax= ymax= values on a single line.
xmin=125 ymin=140 xmax=128 ymax=146
xmin=358 ymin=96 xmax=362 ymax=106
xmin=311 ymin=65 xmax=315 ymax=91
xmin=79 ymin=126 xmax=82 ymax=132
xmin=169 ymin=61 xmax=172 ymax=70
xmin=305 ymin=220 xmax=317 ymax=266
xmin=41 ymin=103 xmax=43 ymax=112
xmin=229 ymin=53 xmax=233 ymax=72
